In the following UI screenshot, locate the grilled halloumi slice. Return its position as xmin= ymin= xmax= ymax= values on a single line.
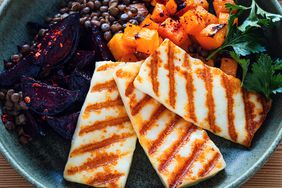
xmin=64 ymin=61 xmax=137 ymax=188
xmin=114 ymin=62 xmax=225 ymax=188
xmin=134 ymin=39 xmax=271 ymax=147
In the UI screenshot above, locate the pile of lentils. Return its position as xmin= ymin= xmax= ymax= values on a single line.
xmin=0 ymin=43 xmax=35 ymax=144
xmin=0 ymin=89 xmax=31 ymax=144
xmin=47 ymin=0 xmax=151 ymax=41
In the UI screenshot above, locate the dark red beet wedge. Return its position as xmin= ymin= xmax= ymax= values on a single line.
xmin=91 ymin=25 xmax=114 ymax=61
xmin=34 ymin=13 xmax=80 ymax=69
xmin=46 ymin=112 xmax=79 ymax=140
xmin=0 ymin=55 xmax=41 ymax=87
xmin=21 ymin=77 xmax=79 ymax=116
xmin=65 ymin=50 xmax=96 ymax=75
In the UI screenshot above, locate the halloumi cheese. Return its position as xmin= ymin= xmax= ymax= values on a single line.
xmin=114 ymin=62 xmax=225 ymax=188
xmin=64 ymin=61 xmax=137 ymax=188
xmin=134 ymin=39 xmax=271 ymax=147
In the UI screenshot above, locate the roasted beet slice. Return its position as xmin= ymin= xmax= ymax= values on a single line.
xmin=65 ymin=50 xmax=96 ymax=74
xmin=21 ymin=77 xmax=79 ymax=116
xmin=23 ymin=111 xmax=46 ymax=138
xmin=66 ymin=70 xmax=91 ymax=103
xmin=91 ymin=26 xmax=114 ymax=61
xmin=0 ymin=55 xmax=41 ymax=87
xmin=34 ymin=13 xmax=80 ymax=69
xmin=46 ymin=112 xmax=79 ymax=139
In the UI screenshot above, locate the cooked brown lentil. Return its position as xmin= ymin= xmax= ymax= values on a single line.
xmin=47 ymin=0 xmax=150 ymax=41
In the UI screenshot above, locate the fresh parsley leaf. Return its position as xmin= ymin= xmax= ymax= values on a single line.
xmin=207 ymin=25 xmax=265 ymax=59
xmin=229 ymin=52 xmax=250 ymax=84
xmin=256 ymin=4 xmax=282 ymax=22
xmin=238 ymin=0 xmax=282 ymax=32
xmin=225 ymin=3 xmax=249 ymax=12
xmin=244 ymin=54 xmax=282 ymax=99
xmin=273 ymin=59 xmax=282 ymax=71
xmin=231 ymin=31 xmax=266 ymax=56
xmin=207 ymin=0 xmax=282 ymax=60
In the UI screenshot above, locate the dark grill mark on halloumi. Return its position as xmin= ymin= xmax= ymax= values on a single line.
xmin=139 ymin=104 xmax=166 ymax=135
xmin=125 ymin=79 xmax=135 ymax=97
xmin=169 ymin=138 xmax=208 ymax=188
xmin=198 ymin=152 xmax=221 ymax=177
xmin=84 ymin=97 xmax=124 ymax=113
xmin=70 ymin=133 xmax=135 ymax=157
xmin=91 ymin=79 xmax=117 ymax=92
xmin=183 ymin=54 xmax=197 ymax=123
xmin=221 ymin=74 xmax=237 ymax=142
xmin=87 ymin=172 xmax=124 ymax=186
xmin=130 ymin=95 xmax=152 ymax=116
xmin=79 ymin=116 xmax=130 ymax=136
xmin=167 ymin=41 xmax=176 ymax=108
xmin=151 ymin=52 xmax=160 ymax=96
xmin=242 ymin=89 xmax=255 ymax=147
xmin=202 ymin=67 xmax=220 ymax=133
xmin=158 ymin=125 xmax=198 ymax=173
xmin=66 ymin=153 xmax=120 ymax=175
xmin=148 ymin=115 xmax=181 ymax=155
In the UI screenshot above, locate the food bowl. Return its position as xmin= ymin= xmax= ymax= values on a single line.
xmin=0 ymin=0 xmax=281 ymax=187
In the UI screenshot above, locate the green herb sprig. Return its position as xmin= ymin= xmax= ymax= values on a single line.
xmin=244 ymin=54 xmax=282 ymax=99
xmin=207 ymin=0 xmax=282 ymax=60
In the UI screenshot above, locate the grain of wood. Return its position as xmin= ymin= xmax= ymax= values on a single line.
xmin=0 ymin=0 xmax=281 ymax=188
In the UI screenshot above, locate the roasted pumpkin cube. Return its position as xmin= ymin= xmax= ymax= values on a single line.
xmin=165 ymin=0 xmax=177 ymax=15
xmin=141 ymin=15 xmax=160 ymax=31
xmin=158 ymin=18 xmax=191 ymax=50
xmin=180 ymin=9 xmax=206 ymax=35
xmin=192 ymin=0 xmax=209 ymax=10
xmin=151 ymin=0 xmax=157 ymax=6
xmin=195 ymin=6 xmax=218 ymax=25
xmin=123 ymin=24 xmax=142 ymax=48
xmin=205 ymin=59 xmax=215 ymax=67
xmin=107 ymin=33 xmax=135 ymax=61
xmin=136 ymin=28 xmax=160 ymax=55
xmin=195 ymin=24 xmax=227 ymax=50
xmin=220 ymin=57 xmax=238 ymax=77
xmin=151 ymin=3 xmax=169 ymax=23
xmin=213 ymin=0 xmax=235 ymax=16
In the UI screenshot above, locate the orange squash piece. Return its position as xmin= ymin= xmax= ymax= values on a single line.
xmin=151 ymin=0 xmax=157 ymax=6
xmin=151 ymin=3 xmax=169 ymax=23
xmin=107 ymin=33 xmax=136 ymax=61
xmin=205 ymin=59 xmax=215 ymax=67
xmin=158 ymin=18 xmax=191 ymax=51
xmin=123 ymin=24 xmax=142 ymax=48
xmin=213 ymin=0 xmax=235 ymax=16
xmin=220 ymin=57 xmax=238 ymax=77
xmin=195 ymin=6 xmax=218 ymax=25
xmin=165 ymin=0 xmax=177 ymax=15
xmin=136 ymin=28 xmax=160 ymax=55
xmin=180 ymin=9 xmax=206 ymax=35
xmin=140 ymin=14 xmax=160 ymax=30
xmin=180 ymin=6 xmax=218 ymax=35
xmin=192 ymin=0 xmax=209 ymax=10
xmin=195 ymin=23 xmax=227 ymax=50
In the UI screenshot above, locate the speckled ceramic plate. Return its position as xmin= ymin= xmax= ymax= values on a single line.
xmin=0 ymin=0 xmax=281 ymax=188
